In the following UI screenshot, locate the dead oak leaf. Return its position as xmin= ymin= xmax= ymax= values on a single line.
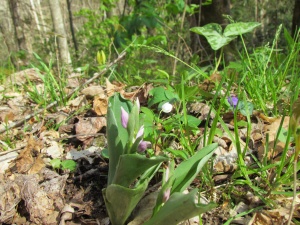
xmin=258 ymin=116 xmax=290 ymax=161
xmin=75 ymin=117 xmax=106 ymax=146
xmin=106 ymin=78 xmax=125 ymax=97
xmin=14 ymin=135 xmax=44 ymax=174
xmin=81 ymin=85 xmax=105 ymax=98
xmin=93 ymin=97 xmax=108 ymax=116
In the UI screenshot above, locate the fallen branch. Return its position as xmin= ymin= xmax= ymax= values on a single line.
xmin=0 ymin=51 xmax=126 ymax=134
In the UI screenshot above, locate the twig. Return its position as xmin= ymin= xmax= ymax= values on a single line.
xmin=0 ymin=51 xmax=126 ymax=134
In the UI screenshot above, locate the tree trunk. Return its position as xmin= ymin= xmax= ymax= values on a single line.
xmin=66 ymin=0 xmax=78 ymax=58
xmin=292 ymin=0 xmax=300 ymax=37
xmin=49 ymin=0 xmax=71 ymax=66
xmin=7 ymin=0 xmax=33 ymax=67
xmin=0 ymin=0 xmax=19 ymax=66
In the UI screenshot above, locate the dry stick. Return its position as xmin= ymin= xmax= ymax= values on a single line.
xmin=0 ymin=51 xmax=126 ymax=134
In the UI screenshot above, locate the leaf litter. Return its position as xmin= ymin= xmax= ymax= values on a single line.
xmin=0 ymin=63 xmax=298 ymax=224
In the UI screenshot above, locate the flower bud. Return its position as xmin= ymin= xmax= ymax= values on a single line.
xmin=162 ymin=188 xmax=171 ymax=203
xmin=138 ymin=141 xmax=151 ymax=152
xmin=136 ymin=125 xmax=144 ymax=139
xmin=121 ymin=107 xmax=129 ymax=128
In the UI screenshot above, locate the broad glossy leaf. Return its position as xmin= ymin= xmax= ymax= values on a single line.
xmin=144 ymin=189 xmax=217 ymax=225
xmin=190 ymin=24 xmax=235 ymax=50
xmin=107 ymin=93 xmax=132 ymax=184
xmin=103 ymin=180 xmax=148 ymax=225
xmin=112 ymin=154 xmax=167 ymax=187
xmin=224 ymin=22 xmax=261 ymax=37
xmin=171 ymin=143 xmax=218 ymax=193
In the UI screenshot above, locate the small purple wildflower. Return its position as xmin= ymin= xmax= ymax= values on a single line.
xmin=121 ymin=107 xmax=129 ymax=128
xmin=227 ymin=96 xmax=239 ymax=108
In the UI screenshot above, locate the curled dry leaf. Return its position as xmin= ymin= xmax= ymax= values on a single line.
xmin=75 ymin=117 xmax=106 ymax=146
xmin=59 ymin=204 xmax=75 ymax=225
xmin=67 ymin=95 xmax=88 ymax=110
xmin=258 ymin=116 xmax=290 ymax=161
xmin=66 ymin=146 xmax=101 ymax=164
xmin=13 ymin=168 xmax=67 ymax=225
xmin=5 ymin=68 xmax=42 ymax=86
xmin=188 ymin=102 xmax=215 ymax=121
xmin=93 ymin=97 xmax=108 ymax=116
xmin=0 ymin=151 xmax=19 ymax=173
xmin=106 ymin=78 xmax=125 ymax=97
xmin=13 ymin=135 xmax=44 ymax=174
xmin=0 ymin=106 xmax=15 ymax=123
xmin=0 ymin=175 xmax=21 ymax=224
xmin=81 ymin=85 xmax=105 ymax=98
xmin=40 ymin=130 xmax=64 ymax=158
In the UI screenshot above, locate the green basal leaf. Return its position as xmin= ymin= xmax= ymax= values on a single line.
xmin=166 ymin=148 xmax=189 ymax=160
xmin=144 ymin=189 xmax=217 ymax=225
xmin=224 ymin=22 xmax=261 ymax=37
xmin=103 ymin=180 xmax=148 ymax=225
xmin=112 ymin=154 xmax=167 ymax=187
xmin=107 ymin=93 xmax=132 ymax=185
xmin=171 ymin=143 xmax=218 ymax=193
xmin=101 ymin=148 xmax=109 ymax=158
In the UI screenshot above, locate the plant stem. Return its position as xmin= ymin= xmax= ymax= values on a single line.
xmin=287 ymin=135 xmax=300 ymax=225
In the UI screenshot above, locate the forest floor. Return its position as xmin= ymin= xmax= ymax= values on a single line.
xmin=0 ymin=67 xmax=298 ymax=225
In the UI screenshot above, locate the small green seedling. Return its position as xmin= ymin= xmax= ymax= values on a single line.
xmin=50 ymin=158 xmax=77 ymax=172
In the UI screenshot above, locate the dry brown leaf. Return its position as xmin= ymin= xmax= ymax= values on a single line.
xmin=67 ymin=95 xmax=88 ymax=109
xmin=5 ymin=68 xmax=42 ymax=86
xmin=0 ymin=151 xmax=19 ymax=173
xmin=15 ymin=171 xmax=61 ymax=225
xmin=0 ymin=175 xmax=21 ymax=224
xmin=0 ymin=110 xmax=15 ymax=122
xmin=28 ymin=154 xmax=45 ymax=174
xmin=188 ymin=102 xmax=216 ymax=121
xmin=93 ymin=97 xmax=108 ymax=116
xmin=67 ymin=73 xmax=80 ymax=88
xmin=81 ymin=85 xmax=105 ymax=98
xmin=257 ymin=116 xmax=290 ymax=161
xmin=250 ymin=210 xmax=287 ymax=225
xmin=106 ymin=78 xmax=125 ymax=97
xmin=199 ymin=72 xmax=222 ymax=92
xmin=14 ymin=135 xmax=43 ymax=174
xmin=75 ymin=117 xmax=106 ymax=146
xmin=134 ymin=83 xmax=153 ymax=104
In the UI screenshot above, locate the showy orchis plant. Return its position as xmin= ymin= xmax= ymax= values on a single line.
xmin=103 ymin=93 xmax=167 ymax=225
xmin=103 ymin=93 xmax=218 ymax=225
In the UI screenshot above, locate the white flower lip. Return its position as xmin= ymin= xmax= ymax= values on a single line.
xmin=161 ymin=102 xmax=173 ymax=113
